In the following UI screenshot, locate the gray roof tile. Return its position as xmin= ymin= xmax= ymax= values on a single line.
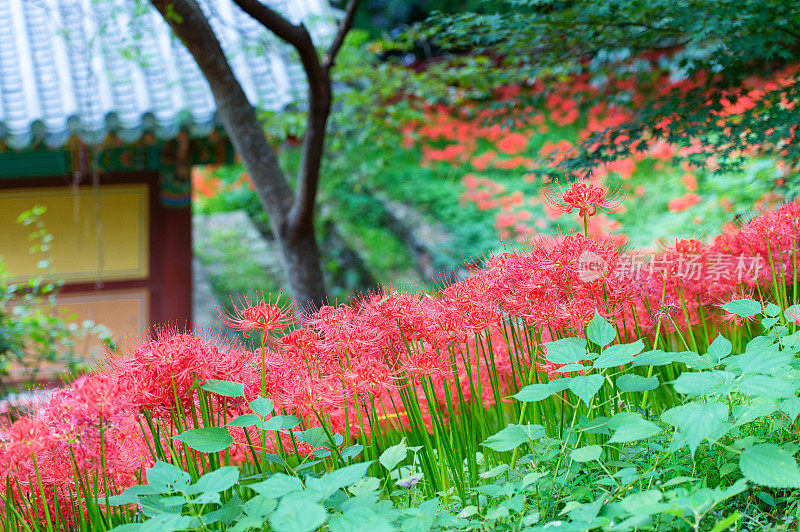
xmin=0 ymin=0 xmax=335 ymax=149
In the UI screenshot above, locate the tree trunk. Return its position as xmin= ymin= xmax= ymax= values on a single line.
xmin=149 ymin=0 xmax=328 ymax=311
xmin=277 ymin=228 xmax=328 ymax=313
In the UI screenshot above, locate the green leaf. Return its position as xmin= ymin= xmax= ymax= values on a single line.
xmin=568 ymin=374 xmax=604 ymax=406
xmin=661 ymin=402 xmax=729 ymax=457
xmin=616 ymin=374 xmax=659 ymax=393
xmin=607 ymin=414 xmax=661 ymax=443
xmin=249 ymin=473 xmax=303 ymax=499
xmin=710 ymin=512 xmax=741 ymax=532
xmin=328 ymin=507 xmax=394 ymax=532
xmin=257 ymin=415 xmax=301 ymax=430
xmin=105 ymin=485 xmax=156 ymax=505
xmin=270 ymin=495 xmax=327 ymax=532
xmin=228 ymin=414 xmax=261 ymax=427
xmin=631 ymin=349 xmax=675 ymax=367
xmin=738 ymin=375 xmax=798 ymax=399
xmin=720 ymin=299 xmax=762 ymax=318
xmin=543 ymin=337 xmax=589 ymax=364
xmin=482 ymin=424 xmax=546 ymax=452
xmin=764 ymin=303 xmax=781 ymax=317
xmin=593 ymin=339 xmax=645 ymax=368
xmin=571 ymin=445 xmax=602 ymax=462
xmin=249 ymin=396 xmax=274 ymax=416
xmin=299 ymin=426 xmax=332 ymax=448
xmin=187 ymin=466 xmax=239 ymax=495
xmin=379 ymin=438 xmax=408 ymax=471
xmin=242 ymin=495 xmax=277 ymax=519
xmin=173 ymin=427 xmax=233 ymax=453
xmin=672 ymin=371 xmax=735 ymax=396
xmin=707 ymin=333 xmax=732 ymax=361
xmin=550 ymin=363 xmax=585 ymax=374
xmin=146 ymin=461 xmax=190 ymax=493
xmin=780 ymin=398 xmax=800 ymax=421
xmin=200 ymin=379 xmax=244 ymax=398
xmin=513 ymin=378 xmax=570 ymax=402
xmin=739 ymin=443 xmax=800 ymax=488
xmin=728 ymin=343 xmax=792 ymax=374
xmin=340 ymin=443 xmax=364 ymax=463
xmin=586 ymin=313 xmax=616 ymax=346
xmin=202 ymin=494 xmax=244 ymax=525
xmin=313 ymin=461 xmax=373 ymax=496
xmin=784 ymin=304 xmax=800 ymax=323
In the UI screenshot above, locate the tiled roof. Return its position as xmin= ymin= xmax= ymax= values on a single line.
xmin=0 ymin=0 xmax=335 ymax=150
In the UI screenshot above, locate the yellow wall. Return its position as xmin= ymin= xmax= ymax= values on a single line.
xmin=0 ymin=184 xmax=149 ymax=282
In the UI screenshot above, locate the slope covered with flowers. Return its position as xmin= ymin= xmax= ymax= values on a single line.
xmin=1 ymin=192 xmax=798 ymax=524
xmin=395 ymin=66 xmax=796 ymax=246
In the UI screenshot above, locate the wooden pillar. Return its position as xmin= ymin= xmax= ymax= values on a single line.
xmin=154 ymin=135 xmax=193 ymax=330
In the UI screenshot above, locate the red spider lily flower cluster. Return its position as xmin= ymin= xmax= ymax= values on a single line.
xmin=2 ymin=197 xmax=798 ymax=524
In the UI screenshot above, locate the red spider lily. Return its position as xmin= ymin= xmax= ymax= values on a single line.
xmin=544 ymin=180 xmax=624 ymax=218
xmin=667 ymin=193 xmax=702 ymax=213
xmin=218 ymin=294 xmax=294 ymax=337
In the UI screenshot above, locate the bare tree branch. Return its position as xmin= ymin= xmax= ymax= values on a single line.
xmin=323 ymin=0 xmax=361 ymax=71
xmin=231 ymin=0 xmax=325 ymax=96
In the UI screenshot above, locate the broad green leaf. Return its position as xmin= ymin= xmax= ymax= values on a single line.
xmin=242 ymin=495 xmax=277 ymax=519
xmin=379 ymin=438 xmax=408 ymax=471
xmin=105 ymin=485 xmax=156 ymax=505
xmin=543 ymin=337 xmax=589 ymax=364
xmin=661 ymin=402 xmax=729 ymax=457
xmin=249 ymin=473 xmax=303 ymax=499
xmin=202 ymin=495 xmax=244 ymax=525
xmin=328 ymin=506 xmax=394 ymax=532
xmin=249 ymin=396 xmax=274 ymax=416
xmin=780 ymin=398 xmax=800 ymax=421
xmin=340 ymin=443 xmax=364 ymax=462
xmin=228 ymin=414 xmax=261 ymax=427
xmin=146 ymin=461 xmax=190 ymax=493
xmin=607 ymin=414 xmax=661 ymax=443
xmin=270 ymin=495 xmax=327 ymax=532
xmin=257 ymin=415 xmax=301 ymax=430
xmin=200 ymin=379 xmax=244 ymax=398
xmin=117 ymin=513 xmax=193 ymax=531
xmin=482 ymin=424 xmax=545 ymax=452
xmin=550 ymin=363 xmax=585 ymax=374
xmin=782 ymin=331 xmax=800 ymax=349
xmin=620 ymin=489 xmax=663 ymax=514
xmin=739 ymin=443 xmax=800 ymax=488
xmin=187 ymin=466 xmax=239 ymax=495
xmin=593 ymin=339 xmax=645 ymax=369
xmin=568 ymin=374 xmax=604 ymax=406
xmin=784 ymin=304 xmax=800 ymax=322
xmin=738 ymin=375 xmax=798 ymax=399
xmin=707 ymin=333 xmax=732 ymax=361
xmin=631 ymin=349 xmax=675 ymax=367
xmin=173 ymin=427 xmax=233 ymax=453
xmin=513 ymin=378 xmax=571 ymax=402
xmin=480 ymin=464 xmax=511 ymax=478
xmin=720 ymin=299 xmax=762 ymax=318
xmin=616 ymin=374 xmax=659 ymax=393
xmin=586 ymin=313 xmax=616 ymax=346
xmin=764 ymin=303 xmax=781 ymax=317
xmin=577 ymin=415 xmax=611 ymax=435
xmin=318 ymin=461 xmax=373 ymax=493
xmin=571 ymin=445 xmax=602 ymax=462
xmin=732 ymin=401 xmax=778 ymax=427
xmin=728 ymin=343 xmax=792 ymax=375
xmin=672 ymin=371 xmax=735 ymax=396
xmin=299 ymin=426 xmax=332 ymax=448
